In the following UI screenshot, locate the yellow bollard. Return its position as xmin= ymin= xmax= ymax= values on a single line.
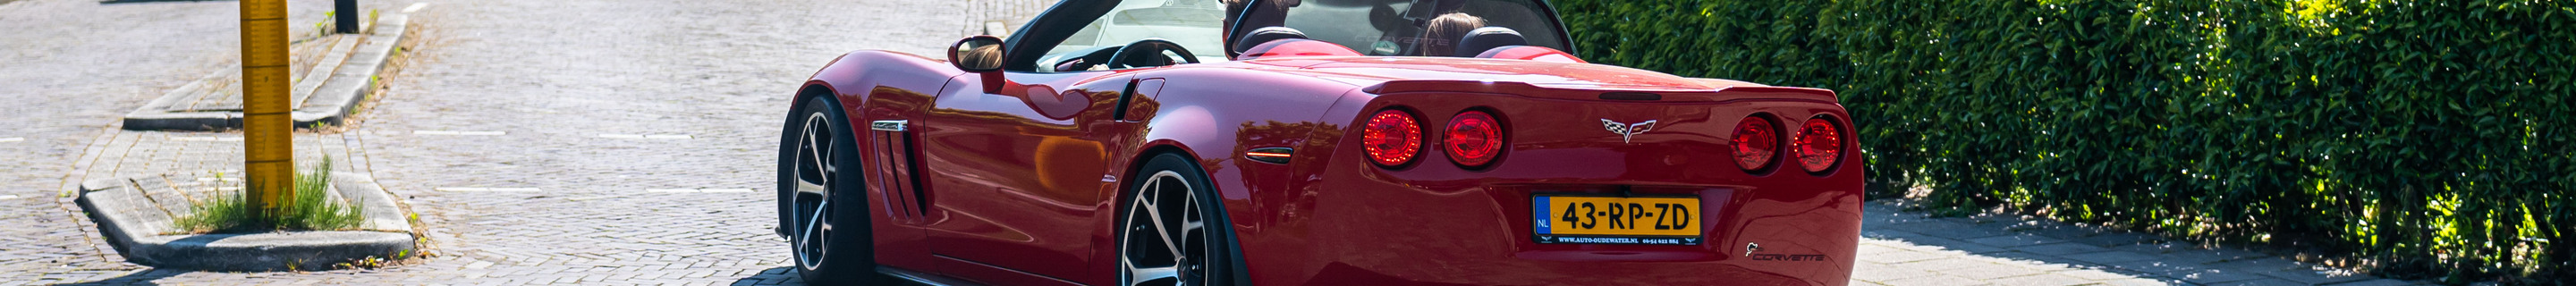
xmin=241 ymin=0 xmax=293 ymax=227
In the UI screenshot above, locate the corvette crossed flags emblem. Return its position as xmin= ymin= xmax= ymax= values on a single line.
xmin=1601 ymin=119 xmax=1657 ymax=144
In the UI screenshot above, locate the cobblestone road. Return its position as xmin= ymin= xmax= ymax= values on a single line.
xmin=0 ymin=0 xmax=368 ymax=281
xmin=5 ymin=0 xmax=2430 ymax=285
xmin=4 ymin=0 xmax=1014 ymax=284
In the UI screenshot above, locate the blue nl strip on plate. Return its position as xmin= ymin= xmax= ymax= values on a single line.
xmin=1534 ymin=196 xmax=1551 ymax=234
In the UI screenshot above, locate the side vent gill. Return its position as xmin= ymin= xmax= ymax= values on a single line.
xmin=869 ymin=120 xmax=931 ymax=220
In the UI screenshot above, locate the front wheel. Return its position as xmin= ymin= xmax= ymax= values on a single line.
xmin=1117 ymin=153 xmax=1248 ymax=286
xmin=779 ymin=96 xmax=882 ymax=284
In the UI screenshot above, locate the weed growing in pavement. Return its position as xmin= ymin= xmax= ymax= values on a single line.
xmin=173 ymin=157 xmax=366 ymax=233
xmin=335 ymin=255 xmax=390 ymax=269
xmin=314 ymin=12 xmax=335 ymax=36
xmin=172 ymin=172 xmax=249 ymax=233
xmin=277 ymin=158 xmax=364 ymax=230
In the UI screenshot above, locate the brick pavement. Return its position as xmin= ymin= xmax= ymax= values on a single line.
xmin=1848 ymin=201 xmax=2423 ymax=286
xmin=7 ymin=0 xmax=2438 ymax=285
xmin=28 ymin=0 xmax=983 ymax=284
xmin=0 ymin=0 xmax=369 ymax=282
xmin=970 ymin=0 xmax=1055 ymax=36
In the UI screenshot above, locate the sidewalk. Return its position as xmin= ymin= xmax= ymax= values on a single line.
xmin=968 ymin=0 xmax=1053 ymax=37
xmin=3 ymin=125 xmax=385 ymax=282
xmin=1851 ymin=200 xmax=2420 ymax=285
xmin=121 ymin=13 xmax=411 ymax=131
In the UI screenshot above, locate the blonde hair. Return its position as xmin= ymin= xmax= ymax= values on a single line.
xmin=1423 ymin=13 xmax=1487 ymax=56
xmin=959 ymin=44 xmax=1003 ymax=69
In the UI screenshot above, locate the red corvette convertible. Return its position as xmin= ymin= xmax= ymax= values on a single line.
xmin=777 ymin=0 xmax=1862 ymax=285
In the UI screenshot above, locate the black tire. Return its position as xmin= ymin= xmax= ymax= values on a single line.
xmin=1115 ymin=153 xmax=1250 ymax=286
xmin=779 ymin=96 xmax=883 ymax=284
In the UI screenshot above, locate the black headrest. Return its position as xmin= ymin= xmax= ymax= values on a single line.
xmin=1233 ymin=27 xmax=1310 ymax=55
xmin=1455 ymin=27 xmax=1527 ymax=57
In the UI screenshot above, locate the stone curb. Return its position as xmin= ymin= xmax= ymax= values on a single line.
xmin=293 ymin=13 xmax=411 ymax=127
xmin=120 ymin=13 xmax=414 ymax=131
xmin=121 ymin=65 xmax=242 ymax=131
xmin=75 ymin=172 xmax=416 ymax=272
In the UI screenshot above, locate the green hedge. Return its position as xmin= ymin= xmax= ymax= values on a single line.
xmin=1551 ymin=0 xmax=2573 ymax=282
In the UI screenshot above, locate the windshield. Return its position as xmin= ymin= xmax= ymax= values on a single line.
xmin=1045 ymin=0 xmax=1233 ymax=68
xmin=1262 ymin=0 xmax=1569 ymax=56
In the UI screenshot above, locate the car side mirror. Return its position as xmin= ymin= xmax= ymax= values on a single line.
xmin=949 ymin=36 xmax=1006 ymax=93
xmin=951 ymin=36 xmax=1005 ymax=72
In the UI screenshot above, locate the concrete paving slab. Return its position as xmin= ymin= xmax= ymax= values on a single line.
xmin=1967 ymin=233 xmax=2059 ymax=247
xmin=2321 ymin=279 xmax=2421 ymax=286
xmin=2063 ymin=232 xmax=2163 ymax=248
xmin=1851 ymin=261 xmax=1939 ymax=282
xmin=2212 ymin=278 xmax=2312 ymax=286
xmin=2171 ymin=268 xmax=2275 ymax=284
xmin=2260 ymin=267 xmax=2374 ymax=285
xmin=2012 ymin=242 xmax=2115 ymax=256
xmin=2060 ymin=250 xmax=2157 ymax=264
xmin=1893 ymin=257 xmax=1997 ymax=272
xmin=2098 ymin=277 xmax=2186 ymax=285
xmin=1949 ymin=263 xmax=2048 ymax=280
xmin=1883 ymin=274 xmax=1996 ymax=286
xmin=1982 ymin=273 xmax=2097 ymax=286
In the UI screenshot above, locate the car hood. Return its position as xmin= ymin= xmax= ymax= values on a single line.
xmin=1220 ymin=56 xmax=1770 ymax=92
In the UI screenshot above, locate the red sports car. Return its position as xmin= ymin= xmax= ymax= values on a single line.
xmin=776 ymin=0 xmax=1862 ymax=285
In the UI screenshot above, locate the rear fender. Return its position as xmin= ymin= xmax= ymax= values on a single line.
xmin=1117 ymin=67 xmax=1360 ymax=284
xmin=1130 ymin=68 xmax=1355 ymax=203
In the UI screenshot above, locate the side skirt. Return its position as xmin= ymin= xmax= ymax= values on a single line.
xmin=879 ymin=265 xmax=985 ymax=286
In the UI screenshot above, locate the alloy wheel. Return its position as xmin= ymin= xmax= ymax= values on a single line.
xmin=1120 ymin=171 xmax=1210 ymax=286
xmin=791 ymin=112 xmax=837 ymax=269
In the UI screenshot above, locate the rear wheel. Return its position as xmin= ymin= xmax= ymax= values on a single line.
xmin=779 ymin=96 xmax=881 ymax=284
xmin=1117 ymin=153 xmax=1247 ymax=286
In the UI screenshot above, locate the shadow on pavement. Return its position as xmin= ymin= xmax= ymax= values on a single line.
xmin=1853 ymin=199 xmax=2396 ymax=285
xmin=731 ymin=266 xmax=804 ymax=286
xmin=58 ymin=268 xmax=187 ymax=286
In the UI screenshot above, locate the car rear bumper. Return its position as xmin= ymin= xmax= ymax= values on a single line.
xmin=1242 ymin=175 xmax=1863 ymax=286
xmin=1235 ymin=89 xmax=1864 ymax=285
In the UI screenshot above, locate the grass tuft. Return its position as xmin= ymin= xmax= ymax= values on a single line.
xmin=173 ymin=157 xmax=366 ymax=233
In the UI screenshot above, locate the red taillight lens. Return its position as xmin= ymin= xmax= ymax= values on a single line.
xmin=1362 ymin=109 xmax=1423 ymax=166
xmin=1443 ymin=111 xmax=1504 ymax=167
xmin=1732 ymin=117 xmax=1778 ymax=171
xmin=1793 ymin=118 xmax=1844 ymax=172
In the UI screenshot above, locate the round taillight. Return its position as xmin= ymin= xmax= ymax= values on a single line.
xmin=1792 ymin=118 xmax=1844 ymax=172
xmin=1361 ymin=109 xmax=1423 ymax=166
xmin=1732 ymin=117 xmax=1778 ymax=172
xmin=1443 ymin=111 xmax=1504 ymax=167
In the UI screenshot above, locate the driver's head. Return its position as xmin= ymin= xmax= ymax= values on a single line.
xmin=1422 ymin=13 xmax=1487 ymax=56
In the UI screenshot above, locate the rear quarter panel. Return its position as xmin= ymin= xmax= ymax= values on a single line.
xmin=1087 ymin=66 xmax=1361 ymax=285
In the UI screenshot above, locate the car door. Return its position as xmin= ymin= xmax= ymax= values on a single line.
xmin=918 ymin=70 xmax=1135 ymax=283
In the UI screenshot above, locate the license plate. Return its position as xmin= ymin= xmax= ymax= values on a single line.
xmin=1532 ymin=195 xmax=1703 ymax=245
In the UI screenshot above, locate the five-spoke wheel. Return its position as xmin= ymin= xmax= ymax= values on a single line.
xmin=779 ymin=96 xmax=878 ymax=284
xmin=1119 ymin=154 xmax=1242 ymax=286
